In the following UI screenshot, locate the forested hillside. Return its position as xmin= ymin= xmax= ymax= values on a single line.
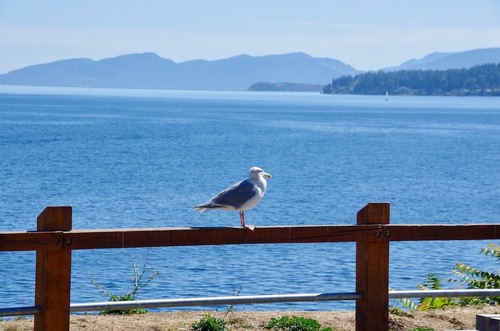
xmin=249 ymin=82 xmax=323 ymax=92
xmin=323 ymin=63 xmax=500 ymax=96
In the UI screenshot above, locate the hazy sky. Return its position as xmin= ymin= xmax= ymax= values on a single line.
xmin=1 ymin=0 xmax=499 ymax=74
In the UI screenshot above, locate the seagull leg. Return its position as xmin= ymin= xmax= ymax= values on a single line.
xmin=239 ymin=211 xmax=245 ymax=227
xmin=239 ymin=211 xmax=255 ymax=231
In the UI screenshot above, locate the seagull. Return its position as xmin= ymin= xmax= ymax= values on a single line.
xmin=193 ymin=166 xmax=272 ymax=230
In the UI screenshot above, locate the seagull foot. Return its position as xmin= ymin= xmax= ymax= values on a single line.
xmin=244 ymin=224 xmax=256 ymax=231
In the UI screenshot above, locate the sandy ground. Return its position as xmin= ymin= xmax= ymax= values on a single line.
xmin=1 ymin=306 xmax=499 ymax=331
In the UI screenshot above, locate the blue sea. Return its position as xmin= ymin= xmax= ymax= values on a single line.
xmin=0 ymin=86 xmax=499 ymax=312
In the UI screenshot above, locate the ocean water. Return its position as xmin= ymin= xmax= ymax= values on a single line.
xmin=0 ymin=86 xmax=499 ymax=311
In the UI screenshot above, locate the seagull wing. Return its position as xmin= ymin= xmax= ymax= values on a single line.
xmin=210 ymin=179 xmax=256 ymax=210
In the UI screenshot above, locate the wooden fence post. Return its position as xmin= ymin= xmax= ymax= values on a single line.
xmin=34 ymin=206 xmax=72 ymax=331
xmin=355 ymin=202 xmax=390 ymax=331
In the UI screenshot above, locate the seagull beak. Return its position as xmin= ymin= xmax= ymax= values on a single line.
xmin=263 ymin=172 xmax=272 ymax=179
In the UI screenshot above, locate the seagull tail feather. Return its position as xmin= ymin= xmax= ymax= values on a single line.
xmin=193 ymin=203 xmax=230 ymax=212
xmin=193 ymin=205 xmax=209 ymax=213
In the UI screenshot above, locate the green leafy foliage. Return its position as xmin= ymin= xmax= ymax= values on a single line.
xmin=392 ymin=296 xmax=419 ymax=311
xmin=191 ymin=314 xmax=229 ymax=331
xmin=394 ymin=274 xmax=457 ymax=310
xmin=395 ymin=243 xmax=499 ymax=311
xmin=265 ymin=316 xmax=333 ymax=331
xmin=451 ymin=243 xmax=500 ymax=306
xmin=90 ymin=249 xmax=159 ymax=315
xmin=416 ymin=274 xmax=457 ymax=310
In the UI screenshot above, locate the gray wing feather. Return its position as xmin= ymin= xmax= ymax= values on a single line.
xmin=211 ymin=179 xmax=256 ymax=209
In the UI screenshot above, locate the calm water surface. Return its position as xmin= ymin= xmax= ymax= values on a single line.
xmin=0 ymin=86 xmax=499 ymax=311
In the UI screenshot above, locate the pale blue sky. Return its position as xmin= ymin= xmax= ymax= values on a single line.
xmin=1 ymin=0 xmax=499 ymax=73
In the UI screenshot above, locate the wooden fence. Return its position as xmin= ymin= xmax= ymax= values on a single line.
xmin=0 ymin=202 xmax=499 ymax=331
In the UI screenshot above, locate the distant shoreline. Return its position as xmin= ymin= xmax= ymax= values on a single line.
xmin=1 ymin=84 xmax=499 ymax=97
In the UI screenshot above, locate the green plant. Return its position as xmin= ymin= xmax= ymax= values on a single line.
xmin=191 ymin=313 xmax=229 ymax=331
xmin=391 ymin=294 xmax=418 ymax=311
xmin=265 ymin=316 xmax=333 ymax=331
xmin=90 ymin=249 xmax=159 ymax=315
xmin=389 ymin=306 xmax=413 ymax=317
xmin=395 ymin=243 xmax=500 ymax=311
xmin=451 ymin=243 xmax=500 ymax=306
xmin=225 ymin=285 xmax=242 ymax=316
xmin=394 ymin=274 xmax=457 ymax=311
xmin=417 ymin=273 xmax=457 ymax=310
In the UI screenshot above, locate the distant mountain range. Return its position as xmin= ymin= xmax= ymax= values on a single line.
xmin=382 ymin=48 xmax=500 ymax=71
xmin=0 ymin=48 xmax=499 ymax=91
xmin=0 ymin=52 xmax=357 ymax=91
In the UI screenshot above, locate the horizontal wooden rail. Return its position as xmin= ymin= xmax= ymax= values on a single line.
xmin=383 ymin=224 xmax=499 ymax=241
xmin=59 ymin=225 xmax=372 ymax=249
xmin=0 ymin=231 xmax=64 ymax=251
xmin=1 ymin=224 xmax=498 ymax=251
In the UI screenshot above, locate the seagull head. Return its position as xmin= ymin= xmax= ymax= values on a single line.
xmin=249 ymin=166 xmax=272 ymax=180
